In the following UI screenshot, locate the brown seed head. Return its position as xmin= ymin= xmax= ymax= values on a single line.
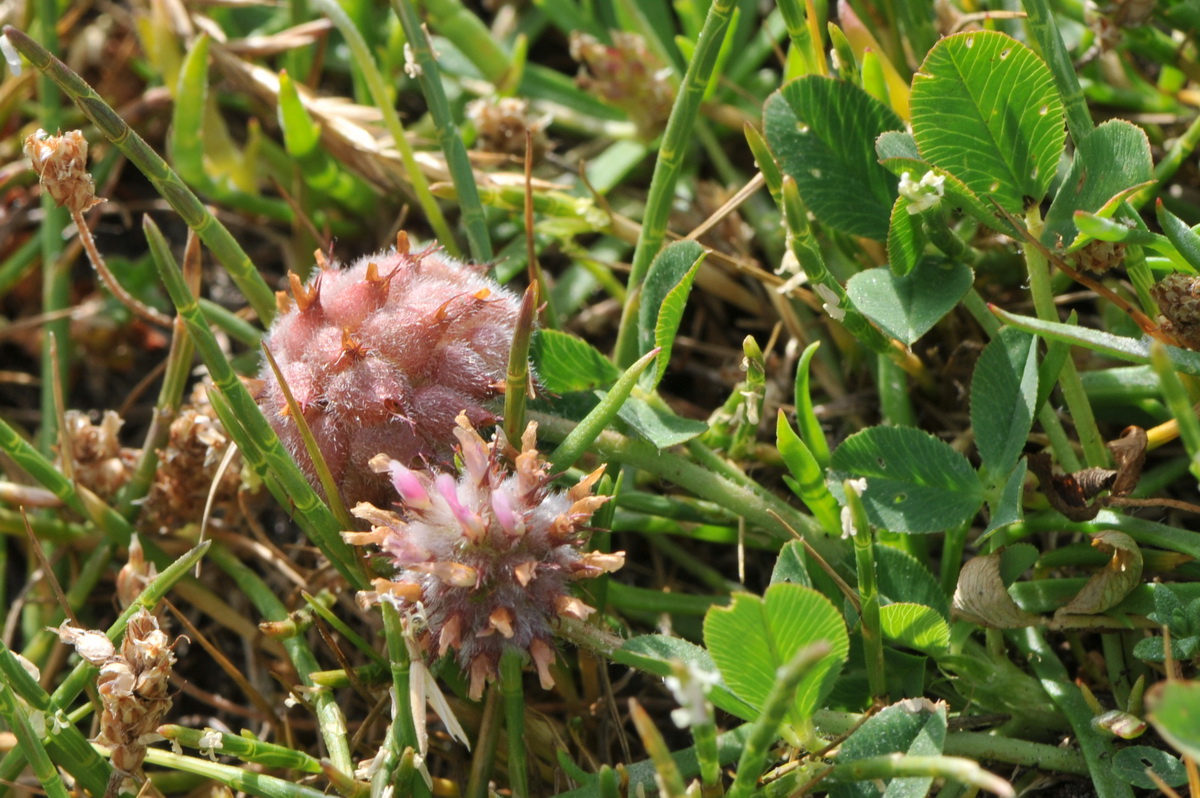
xmin=23 ymin=129 xmax=104 ymax=213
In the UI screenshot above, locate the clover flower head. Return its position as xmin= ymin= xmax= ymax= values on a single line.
xmin=258 ymin=233 xmax=522 ymax=508
xmin=346 ymin=414 xmax=624 ymax=699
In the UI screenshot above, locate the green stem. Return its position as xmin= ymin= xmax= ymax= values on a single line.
xmin=466 ymin=681 xmax=503 ymax=798
xmin=0 ymin=674 xmax=71 ymax=798
xmin=310 ymin=0 xmax=459 ymax=257
xmin=1009 ymin=627 xmax=1132 ymax=797
xmin=1021 ymin=208 xmax=1104 ymax=466
xmin=613 ymin=0 xmax=737 ymax=366
xmin=726 ymin=642 xmax=830 ymax=798
xmin=534 ymin=411 xmax=850 ymax=573
xmin=33 ymin=2 xmax=67 ymax=459
xmin=848 ymin=485 xmax=884 ymax=698
xmin=380 ymin=602 xmax=423 ymax=796
xmin=143 ymin=216 xmax=365 ymax=588
xmin=1020 ymin=0 xmax=1092 ymax=145
xmin=391 ymin=0 xmax=492 ymax=261
xmin=500 ymin=649 xmax=528 ymax=797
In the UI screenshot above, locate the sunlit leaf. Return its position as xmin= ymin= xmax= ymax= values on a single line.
xmin=846 ymin=257 xmax=973 ymax=345
xmin=531 ymin=330 xmax=621 ymax=393
xmin=704 ymin=584 xmax=849 ymax=731
xmin=911 ymin=31 xmax=1064 ymax=214
xmin=879 ymin=603 xmax=950 ymax=655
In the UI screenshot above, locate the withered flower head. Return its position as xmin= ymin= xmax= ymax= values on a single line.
xmin=569 ymin=31 xmax=674 ymax=140
xmin=466 ymin=96 xmax=549 ymax=160
xmin=346 ymin=414 xmax=624 ymax=700
xmin=1152 ymin=273 xmax=1200 ymax=350
xmin=23 ymin=129 xmax=103 ymax=213
xmin=54 ymin=608 xmax=177 ymax=778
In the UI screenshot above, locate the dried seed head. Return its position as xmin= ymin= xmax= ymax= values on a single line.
xmin=59 ymin=410 xmax=137 ymax=500
xmin=1152 ymin=273 xmax=1200 ymax=350
xmin=23 ymin=129 xmax=103 ymax=213
xmin=54 ymin=608 xmax=178 ymax=777
xmin=258 ymin=241 xmax=522 ymax=507
xmin=141 ymin=383 xmax=247 ymax=535
xmin=349 ymin=416 xmax=623 ymax=700
xmin=466 ymin=96 xmax=549 ymax=160
xmin=1068 ymin=238 xmax=1126 ymax=274
xmin=569 ymin=32 xmax=674 ymax=140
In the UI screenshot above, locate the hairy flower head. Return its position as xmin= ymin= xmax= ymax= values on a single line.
xmin=347 ymin=415 xmax=624 ymax=699
xmin=258 ymin=234 xmax=521 ymax=507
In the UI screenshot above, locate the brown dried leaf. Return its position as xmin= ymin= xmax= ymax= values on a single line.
xmin=952 ymin=552 xmax=1042 ymax=628
xmin=1055 ymin=531 xmax=1143 ymax=617
xmin=1107 ymin=426 xmax=1147 ymax=497
xmin=1027 ymin=453 xmax=1111 ymax=521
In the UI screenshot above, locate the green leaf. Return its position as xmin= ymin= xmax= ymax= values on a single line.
xmin=1149 ymin=584 xmax=1188 ymax=632
xmin=764 ymin=76 xmax=903 ymax=240
xmin=886 ymin=197 xmax=924 ymax=277
xmin=829 ymin=700 xmax=947 ymax=798
xmin=777 ymin=410 xmax=842 ymax=535
xmin=1156 ymin=200 xmax=1200 ymax=273
xmin=992 ymin=306 xmax=1200 ymax=376
xmin=846 ymin=257 xmax=973 ymax=345
xmin=1148 ymin=681 xmax=1200 ymax=760
xmin=770 ymin=540 xmax=813 ymax=588
xmin=874 ymin=545 xmax=949 ymax=620
xmin=910 ymin=31 xmax=1065 ymax=214
xmin=979 ymin=458 xmax=1027 ymax=544
xmin=1133 ymin=635 xmax=1200 ymax=663
xmin=613 ymin=394 xmax=709 ymax=448
xmin=971 ymin=328 xmax=1039 ymax=476
xmin=1043 ymin=119 xmax=1154 ymax=249
xmin=830 ymin=426 xmax=984 ymax=534
xmin=999 ymin=543 xmax=1040 ymax=586
xmin=879 ymin=603 xmax=950 ymax=655
xmin=636 ymin=240 xmax=706 ymax=386
xmin=531 ymin=329 xmax=621 ymax=393
xmin=1112 ymin=746 xmax=1188 ymax=789
xmin=875 ymin=130 xmax=919 ymax=161
xmin=704 ymin=584 xmax=849 ymax=731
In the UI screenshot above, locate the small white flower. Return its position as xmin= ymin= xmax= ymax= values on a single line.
xmin=403 ymin=44 xmax=422 ymax=78
xmin=815 ymin=284 xmax=845 ymax=321
xmin=284 ymin=693 xmax=300 ymax=709
xmin=171 ymin=738 xmax=183 ymax=755
xmin=776 ymin=249 xmax=809 ymax=294
xmin=840 ymin=505 xmax=854 ymax=539
xmin=664 ymin=663 xmax=719 ymax=729
xmin=840 ymin=478 xmax=869 ymax=539
xmin=50 ymin=710 xmax=69 ymax=734
xmin=1 ymin=35 xmax=21 ymax=76
xmin=739 ymin=390 xmax=762 ymax=425
xmin=197 ymin=729 xmax=223 ymax=761
xmin=899 ymin=170 xmax=946 ymax=214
